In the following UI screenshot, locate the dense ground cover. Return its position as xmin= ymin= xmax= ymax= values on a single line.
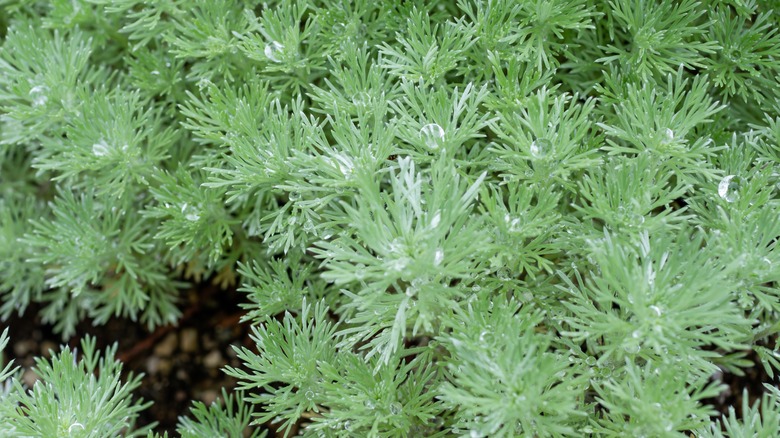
xmin=1 ymin=1 xmax=780 ymax=436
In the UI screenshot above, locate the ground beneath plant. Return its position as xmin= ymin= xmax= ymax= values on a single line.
xmin=1 ymin=283 xmax=775 ymax=436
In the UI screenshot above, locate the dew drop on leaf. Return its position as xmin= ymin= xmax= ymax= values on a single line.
xmin=420 ymin=123 xmax=445 ymax=149
xmin=718 ymin=175 xmax=740 ymax=202
xmin=392 ymin=257 xmax=409 ymax=272
xmin=29 ymin=84 xmax=49 ymax=107
xmin=264 ymin=41 xmax=284 ymax=62
xmin=303 ymin=219 xmax=315 ymax=233
xmin=623 ymin=343 xmax=640 ymax=354
xmin=431 ymin=210 xmax=441 ymax=228
xmin=529 ymin=138 xmax=551 ymax=158
xmin=305 ymin=390 xmax=315 ymax=400
xmin=92 ymin=140 xmax=110 ymax=157
xmin=390 ymin=402 xmax=402 ymax=415
xmin=663 ymin=128 xmax=674 ymax=143
xmin=433 ymin=248 xmax=444 ymax=266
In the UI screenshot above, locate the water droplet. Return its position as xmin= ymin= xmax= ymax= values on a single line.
xmin=470 ymin=431 xmax=482 ymax=438
xmin=663 ymin=128 xmax=674 ymax=143
xmin=334 ymin=153 xmax=354 ymax=179
xmin=479 ymin=331 xmax=488 ymax=342
xmin=585 ymin=356 xmax=597 ymax=366
xmin=305 ymin=390 xmax=315 ymax=400
xmin=264 ymin=41 xmax=284 ymax=62
xmin=471 ymin=285 xmax=481 ymax=292
xmin=390 ymin=402 xmax=402 ymax=415
xmin=630 ymin=213 xmax=645 ymax=226
xmin=509 ymin=218 xmax=521 ymax=233
xmin=649 ymin=305 xmax=662 ymax=316
xmin=288 ymin=216 xmax=298 ymax=226
xmin=150 ymin=70 xmax=160 ymax=75
xmin=92 ymin=140 xmax=110 ymax=157
xmin=433 ymin=248 xmax=444 ymax=266
xmin=431 ymin=211 xmax=441 ymax=228
xmin=29 ymin=85 xmax=49 ymax=107
xmin=623 ymin=342 xmax=640 ymax=354
xmin=364 ymin=400 xmax=375 ymax=409
xmin=197 ymin=78 xmax=212 ymax=91
xmin=303 ymin=219 xmax=315 ymax=233
xmin=529 ymin=138 xmax=552 ymax=158
xmin=420 ymin=123 xmax=445 ymax=149
xmin=185 ymin=212 xmax=200 ymax=221
xmin=391 ymin=257 xmax=409 ymax=272
xmin=355 ymin=269 xmax=366 ymax=281
xmin=718 ymin=175 xmax=741 ymax=202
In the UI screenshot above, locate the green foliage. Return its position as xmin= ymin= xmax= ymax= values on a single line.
xmin=591 ymin=359 xmax=721 ymax=436
xmin=177 ymin=388 xmax=266 ymax=438
xmin=225 ymin=299 xmax=442 ymax=436
xmin=0 ymin=335 xmax=152 ymax=437
xmin=697 ymin=385 xmax=780 ymax=437
xmin=598 ymin=0 xmax=717 ymax=78
xmin=439 ymin=296 xmax=588 ymax=437
xmin=1 ymin=0 xmax=780 ymax=436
